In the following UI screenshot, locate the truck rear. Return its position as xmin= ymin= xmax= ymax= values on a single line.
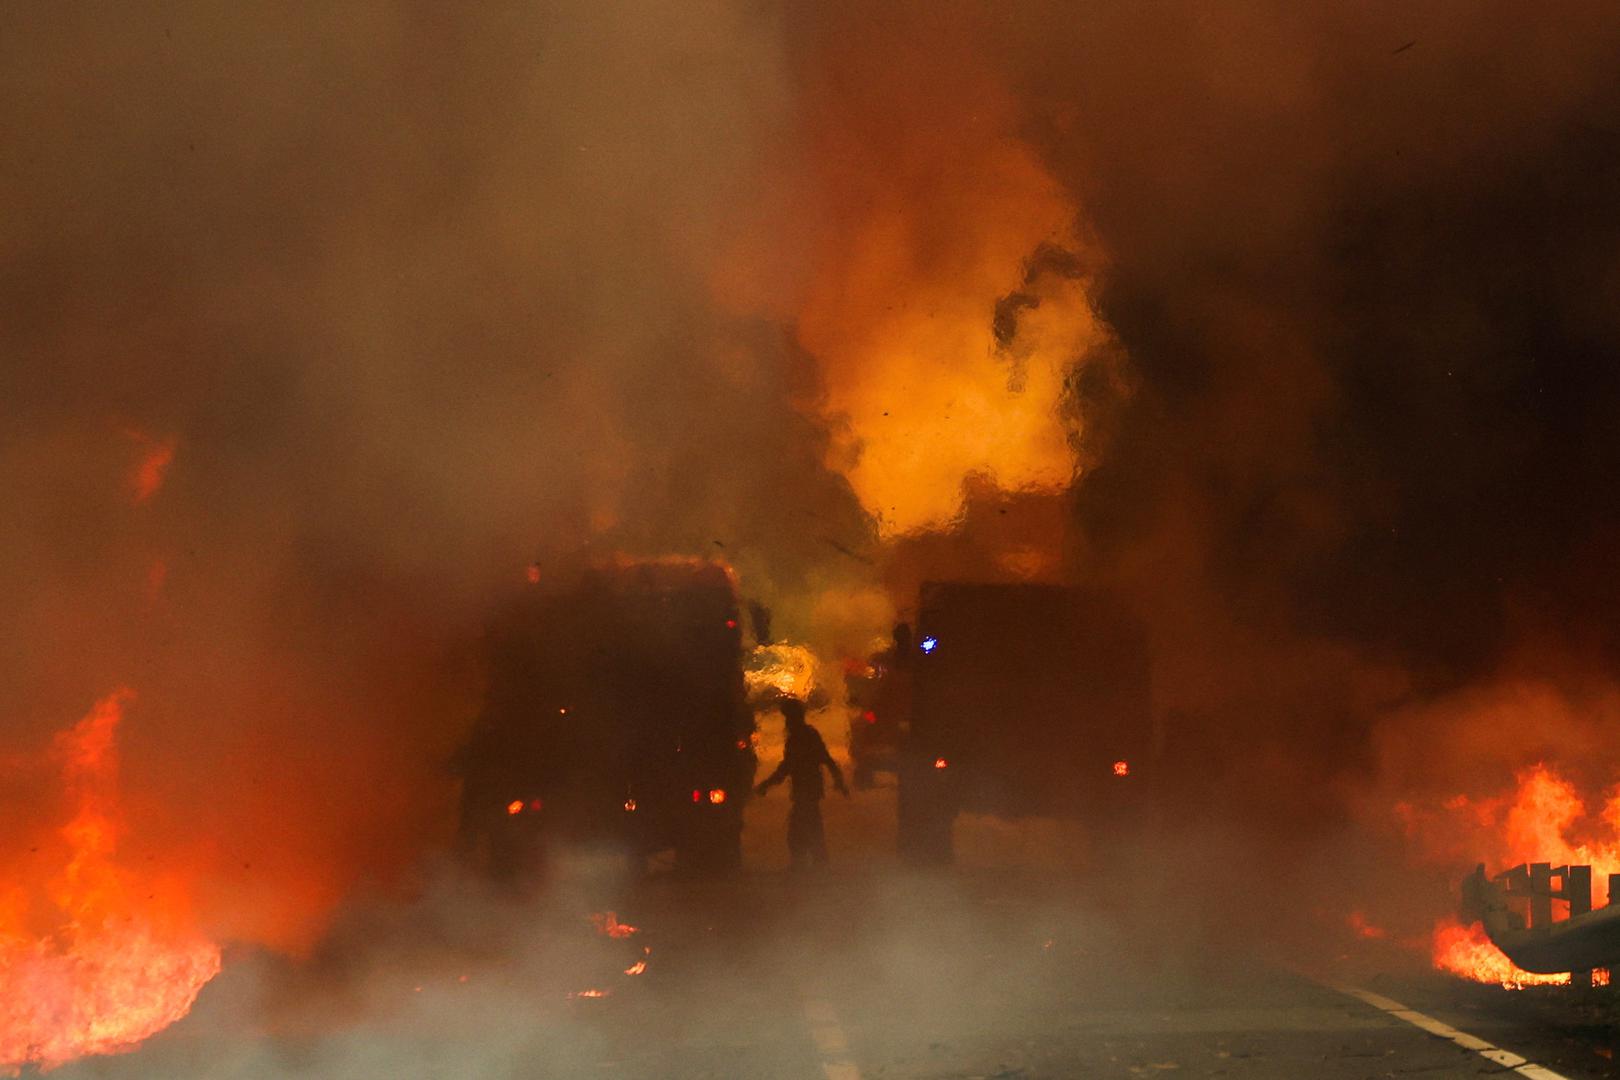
xmin=897 ymin=582 xmax=1152 ymax=862
xmin=457 ymin=558 xmax=755 ymax=878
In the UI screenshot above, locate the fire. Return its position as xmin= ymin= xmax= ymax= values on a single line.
xmin=624 ymin=948 xmax=651 ymax=976
xmin=744 ymin=643 xmax=817 ymax=703
xmin=1345 ymin=910 xmax=1387 ymax=940
xmin=717 ymin=38 xmax=1116 ymax=538
xmin=0 ymin=691 xmax=221 ymax=1073
xmin=1431 ymin=917 xmax=1569 ymax=989
xmin=790 ymin=112 xmax=1107 ymax=537
xmin=1415 ymin=763 xmax=1620 ymax=985
xmin=127 ymin=433 xmax=176 ymax=504
xmin=589 ymin=911 xmax=637 ymax=939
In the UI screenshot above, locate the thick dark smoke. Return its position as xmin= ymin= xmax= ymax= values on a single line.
xmin=0 ymin=3 xmax=871 ymax=948
xmin=5 ymin=0 xmax=1620 ymax=957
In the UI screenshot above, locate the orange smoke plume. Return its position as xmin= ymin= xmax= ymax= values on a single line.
xmin=0 ymin=690 xmax=220 ymax=1073
xmin=725 ymin=34 xmax=1115 ymax=537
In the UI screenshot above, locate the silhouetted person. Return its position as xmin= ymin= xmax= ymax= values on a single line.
xmin=756 ymin=697 xmax=847 ymax=866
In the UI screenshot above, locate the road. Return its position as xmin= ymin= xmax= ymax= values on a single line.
xmin=33 ymin=776 xmax=1620 ymax=1080
xmin=48 ymin=857 xmax=1620 ymax=1080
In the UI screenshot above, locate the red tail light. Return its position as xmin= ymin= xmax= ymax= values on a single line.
xmin=691 ymin=789 xmax=701 ymax=803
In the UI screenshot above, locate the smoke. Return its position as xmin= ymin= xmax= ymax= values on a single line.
xmin=0 ymin=1 xmax=872 ymax=951
xmin=5 ymin=0 xmax=1620 ymax=976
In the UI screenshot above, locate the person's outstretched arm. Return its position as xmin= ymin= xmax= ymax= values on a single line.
xmin=756 ymin=757 xmax=789 ymax=796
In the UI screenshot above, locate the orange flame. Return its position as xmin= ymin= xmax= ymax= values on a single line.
xmin=1346 ymin=910 xmax=1387 ymax=940
xmin=0 ymin=690 xmax=221 ymax=1072
xmin=128 ymin=434 xmax=177 ymax=504
xmin=589 ymin=911 xmax=637 ymax=939
xmin=1431 ymin=917 xmax=1568 ymax=989
xmin=719 ymin=40 xmax=1115 ymax=538
xmin=1419 ymin=764 xmax=1620 ymax=985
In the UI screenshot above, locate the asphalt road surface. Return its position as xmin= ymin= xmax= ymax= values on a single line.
xmin=45 ymin=859 xmax=1620 ymax=1080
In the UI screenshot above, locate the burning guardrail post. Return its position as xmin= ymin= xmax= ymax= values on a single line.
xmin=1462 ymin=861 xmax=1620 ymax=984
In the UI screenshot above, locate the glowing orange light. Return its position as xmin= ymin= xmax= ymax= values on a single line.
xmin=506 ymin=800 xmax=523 ymax=815
xmin=569 ymin=988 xmax=610 ymax=1000
xmin=589 ymin=912 xmax=637 ymax=938
xmin=1346 ymin=910 xmax=1387 ymax=940
xmin=1112 ymin=760 xmax=1129 ymax=777
xmin=525 ymin=564 xmax=541 ymax=584
xmin=708 ymin=789 xmax=726 ymax=805
xmin=624 ymin=948 xmax=649 ymax=976
xmin=623 ymin=798 xmax=637 ymax=812
xmin=1431 ymin=917 xmax=1568 ymax=989
xmin=736 ymin=739 xmax=749 ymax=750
xmin=128 ymin=434 xmax=177 ymax=504
xmin=0 ymin=690 xmax=220 ymax=1072
xmin=933 ymin=757 xmax=948 ymax=770
xmin=1419 ymin=762 xmax=1620 ymax=985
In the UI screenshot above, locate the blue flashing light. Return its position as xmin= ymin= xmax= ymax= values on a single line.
xmin=919 ymin=636 xmax=938 ymax=654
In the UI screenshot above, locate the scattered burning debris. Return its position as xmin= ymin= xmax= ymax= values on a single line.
xmin=590 ymin=912 xmax=638 ymax=940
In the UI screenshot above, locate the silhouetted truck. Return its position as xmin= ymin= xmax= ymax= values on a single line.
xmin=897 ymin=582 xmax=1152 ymax=862
xmin=457 ymin=558 xmax=755 ymax=878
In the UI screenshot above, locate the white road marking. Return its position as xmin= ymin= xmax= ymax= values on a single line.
xmin=802 ymin=998 xmax=862 ymax=1080
xmin=1337 ymin=985 xmax=1570 ymax=1080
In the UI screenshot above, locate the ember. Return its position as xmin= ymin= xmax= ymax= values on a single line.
xmin=127 ymin=432 xmax=177 ymax=504
xmin=1345 ymin=911 xmax=1387 ymax=940
xmin=590 ymin=911 xmax=637 ymax=939
xmin=0 ymin=691 xmax=220 ymax=1072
